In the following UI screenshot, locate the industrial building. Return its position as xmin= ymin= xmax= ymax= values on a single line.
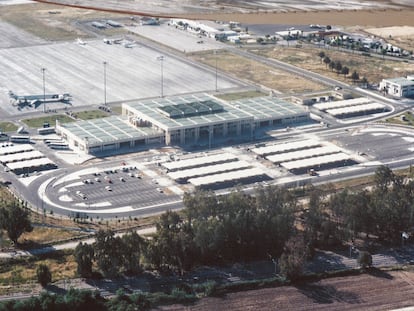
xmin=379 ymin=75 xmax=414 ymax=98
xmin=56 ymin=94 xmax=310 ymax=154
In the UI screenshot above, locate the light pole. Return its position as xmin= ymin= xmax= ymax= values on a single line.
xmin=103 ymin=61 xmax=107 ymax=106
xmin=214 ymin=50 xmax=218 ymax=92
xmin=156 ymin=56 xmax=164 ymax=97
xmin=41 ymin=67 xmax=46 ymax=113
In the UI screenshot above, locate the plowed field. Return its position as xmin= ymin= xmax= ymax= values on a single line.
xmin=159 ymin=270 xmax=414 ymax=311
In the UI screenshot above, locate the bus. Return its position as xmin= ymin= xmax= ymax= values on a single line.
xmin=10 ymin=135 xmax=30 ymax=143
xmin=37 ymin=127 xmax=56 ymax=135
xmin=49 ymin=142 xmax=70 ymax=150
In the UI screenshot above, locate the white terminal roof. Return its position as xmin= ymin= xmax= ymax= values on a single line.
xmin=0 ymin=150 xmax=44 ymax=164
xmin=163 ymin=153 xmax=238 ymax=171
xmin=266 ymin=146 xmax=341 ymax=163
xmin=168 ymin=160 xmax=250 ymax=181
xmin=314 ymin=97 xmax=372 ymax=111
xmin=189 ymin=167 xmax=266 ymax=187
xmin=0 ymin=144 xmax=34 ymax=155
xmin=125 ymin=94 xmax=308 ymax=131
xmin=6 ymin=158 xmax=55 ymax=171
xmin=281 ymin=152 xmax=351 ymax=170
xmin=59 ymin=116 xmax=162 ymax=146
xmin=252 ymin=140 xmax=320 ymax=156
xmin=326 ymin=103 xmax=385 ymax=116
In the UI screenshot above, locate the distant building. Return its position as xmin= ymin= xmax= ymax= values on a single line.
xmin=91 ymin=21 xmax=106 ymax=29
xmin=140 ymin=17 xmax=159 ymax=26
xmin=379 ymin=76 xmax=414 ymax=98
xmin=106 ymin=20 xmax=122 ymax=27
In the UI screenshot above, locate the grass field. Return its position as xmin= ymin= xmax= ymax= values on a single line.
xmin=0 ymin=122 xmax=18 ymax=133
xmin=21 ymin=114 xmax=74 ymax=128
xmin=74 ymin=109 xmax=109 ymax=120
xmin=0 ymin=251 xmax=76 ymax=288
xmin=386 ymin=111 xmax=414 ymax=126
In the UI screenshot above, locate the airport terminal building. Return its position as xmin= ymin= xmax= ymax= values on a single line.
xmin=57 ymin=94 xmax=310 ymax=154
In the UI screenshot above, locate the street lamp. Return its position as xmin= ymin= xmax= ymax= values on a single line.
xmin=41 ymin=67 xmax=46 ymax=113
xmin=156 ymin=56 xmax=165 ymax=97
xmin=214 ymin=50 xmax=218 ymax=92
xmin=103 ymin=61 xmax=107 ymax=106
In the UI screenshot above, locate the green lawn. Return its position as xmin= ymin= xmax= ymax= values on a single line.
xmin=385 ymin=112 xmax=414 ymax=126
xmin=0 ymin=122 xmax=18 ymax=133
xmin=74 ymin=109 xmax=109 ymax=120
xmin=111 ymin=106 xmax=123 ymax=115
xmin=21 ymin=115 xmax=74 ymax=128
xmin=216 ymin=90 xmax=266 ymax=101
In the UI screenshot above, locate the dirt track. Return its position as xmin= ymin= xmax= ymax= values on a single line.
xmin=159 ymin=270 xmax=414 ymax=311
xmin=31 ymin=0 xmax=414 ymax=27
xmin=179 ymin=9 xmax=414 ymax=27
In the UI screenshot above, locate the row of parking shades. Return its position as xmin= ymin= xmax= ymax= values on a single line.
xmin=162 ymin=139 xmax=358 ymax=190
xmin=0 ymin=143 xmax=56 ymax=175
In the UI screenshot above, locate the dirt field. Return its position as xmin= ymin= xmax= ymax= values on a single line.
xmin=257 ymin=45 xmax=414 ymax=85
xmin=191 ymin=51 xmax=326 ymax=94
xmin=159 ymin=269 xmax=414 ymax=311
xmin=29 ymin=0 xmax=414 ymax=28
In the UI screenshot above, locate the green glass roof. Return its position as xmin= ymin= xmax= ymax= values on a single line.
xmin=157 ymin=100 xmax=224 ymax=119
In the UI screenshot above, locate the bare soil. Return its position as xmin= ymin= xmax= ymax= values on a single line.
xmin=190 ymin=51 xmax=326 ymax=94
xmin=259 ymin=45 xmax=414 ymax=84
xmin=159 ymin=269 xmax=414 ymax=311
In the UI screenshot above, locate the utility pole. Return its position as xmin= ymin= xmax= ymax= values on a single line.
xmin=214 ymin=50 xmax=218 ymax=92
xmin=41 ymin=67 xmax=46 ymax=113
xmin=156 ymin=56 xmax=165 ymax=97
xmin=103 ymin=61 xmax=107 ymax=106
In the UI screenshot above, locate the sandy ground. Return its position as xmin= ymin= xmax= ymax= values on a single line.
xmin=365 ymin=25 xmax=414 ymax=37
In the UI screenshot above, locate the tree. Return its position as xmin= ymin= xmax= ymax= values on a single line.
xmin=318 ymin=51 xmax=325 ymax=63
xmin=323 ymin=56 xmax=331 ymax=68
xmin=357 ymin=251 xmax=372 ymax=270
xmin=121 ymin=231 xmax=145 ymax=275
xmin=93 ymin=230 xmax=124 ymax=277
xmin=374 ymin=165 xmax=395 ymax=192
xmin=279 ymin=235 xmax=307 ymax=281
xmin=351 ymin=70 xmax=359 ymax=82
xmin=36 ymin=264 xmax=52 ymax=287
xmin=341 ymin=66 xmax=349 ymax=77
xmin=361 ymin=77 xmax=368 ymax=88
xmin=329 ymin=60 xmax=336 ymax=71
xmin=74 ymin=242 xmax=94 ymax=278
xmin=335 ymin=61 xmax=342 ymax=74
xmin=0 ymin=200 xmax=32 ymax=244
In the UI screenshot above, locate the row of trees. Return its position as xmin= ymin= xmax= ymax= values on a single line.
xmin=73 ymin=166 xmax=414 ymax=280
xmin=304 ymin=166 xmax=414 ymax=250
xmin=317 ymin=51 xmax=367 ymax=84
xmin=75 ymin=186 xmax=299 ymax=277
xmin=75 ymin=230 xmax=145 ymax=278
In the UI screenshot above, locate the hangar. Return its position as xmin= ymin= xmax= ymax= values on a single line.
xmin=56 ymin=94 xmax=310 ymax=154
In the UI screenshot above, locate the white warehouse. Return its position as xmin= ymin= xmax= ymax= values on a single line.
xmin=379 ymin=75 xmax=414 ymax=98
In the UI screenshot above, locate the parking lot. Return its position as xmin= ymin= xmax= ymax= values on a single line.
xmin=53 ymin=165 xmax=180 ymax=212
